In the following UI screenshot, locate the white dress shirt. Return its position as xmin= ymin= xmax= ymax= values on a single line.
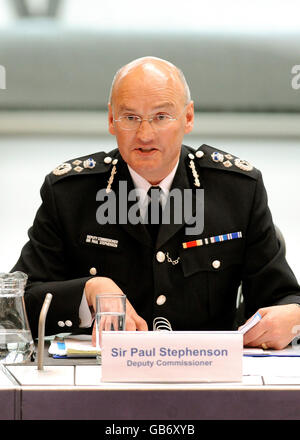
xmin=127 ymin=161 xmax=179 ymax=219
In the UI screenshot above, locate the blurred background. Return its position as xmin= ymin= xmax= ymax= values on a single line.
xmin=0 ymin=0 xmax=299 ymax=279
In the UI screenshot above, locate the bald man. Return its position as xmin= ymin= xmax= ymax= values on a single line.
xmin=13 ymin=57 xmax=300 ymax=349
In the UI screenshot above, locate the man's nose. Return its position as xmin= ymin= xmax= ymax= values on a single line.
xmin=136 ymin=120 xmax=155 ymax=142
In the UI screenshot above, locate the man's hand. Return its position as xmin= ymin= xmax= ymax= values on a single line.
xmin=241 ymin=304 xmax=300 ymax=350
xmin=124 ymin=297 xmax=149 ymax=331
xmin=85 ymin=277 xmax=148 ymax=345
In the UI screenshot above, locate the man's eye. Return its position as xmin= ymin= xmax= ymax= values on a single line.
xmin=126 ymin=115 xmax=139 ymax=121
xmin=155 ymin=114 xmax=170 ymax=121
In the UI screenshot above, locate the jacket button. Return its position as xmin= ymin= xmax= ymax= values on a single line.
xmin=156 ymin=295 xmax=166 ymax=306
xmin=58 ymin=321 xmax=65 ymax=327
xmin=196 ymin=150 xmax=204 ymax=158
xmin=104 ymin=156 xmax=112 ymax=164
xmin=65 ymin=320 xmax=72 ymax=327
xmin=89 ymin=267 xmax=97 ymax=275
xmin=156 ymin=251 xmax=165 ymax=263
xmin=212 ymin=260 xmax=221 ymax=269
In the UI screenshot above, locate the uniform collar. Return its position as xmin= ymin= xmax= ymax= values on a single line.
xmin=127 ymin=160 xmax=179 ymax=212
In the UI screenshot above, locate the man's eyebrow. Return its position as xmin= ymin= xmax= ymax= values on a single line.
xmin=118 ymin=105 xmax=136 ymax=113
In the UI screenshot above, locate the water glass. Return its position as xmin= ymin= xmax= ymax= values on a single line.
xmin=95 ymin=293 xmax=126 ymax=360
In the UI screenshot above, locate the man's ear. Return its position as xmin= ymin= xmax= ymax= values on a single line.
xmin=108 ymin=103 xmax=115 ymax=135
xmin=184 ymin=101 xmax=194 ymax=135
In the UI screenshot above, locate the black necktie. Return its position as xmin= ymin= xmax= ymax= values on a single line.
xmin=146 ymin=186 xmax=162 ymax=243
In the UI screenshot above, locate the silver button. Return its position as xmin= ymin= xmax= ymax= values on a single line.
xmin=212 ymin=260 xmax=221 ymax=269
xmin=65 ymin=320 xmax=72 ymax=327
xmin=57 ymin=321 xmax=65 ymax=327
xmin=188 ymin=153 xmax=195 ymax=160
xmin=156 ymin=295 xmax=166 ymax=306
xmin=112 ymin=159 xmax=118 ymax=165
xmin=104 ymin=156 xmax=112 ymax=164
xmin=196 ymin=150 xmax=204 ymax=158
xmin=156 ymin=251 xmax=166 ymax=263
xmin=89 ymin=267 xmax=97 ymax=276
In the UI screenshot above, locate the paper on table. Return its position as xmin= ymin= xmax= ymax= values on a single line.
xmin=243 ymin=348 xmax=265 ymax=356
xmin=238 ymin=311 xmax=261 ymax=335
xmin=65 ymin=339 xmax=100 ymax=356
xmin=244 ymin=346 xmax=300 ymax=357
xmin=49 ymin=336 xmax=99 ymax=358
xmin=243 ymin=355 xmax=300 ymax=377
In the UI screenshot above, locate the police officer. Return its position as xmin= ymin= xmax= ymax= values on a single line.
xmin=12 ymin=57 xmax=300 ymax=349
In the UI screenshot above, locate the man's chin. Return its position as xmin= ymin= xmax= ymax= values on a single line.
xmin=132 ymin=148 xmax=160 ymax=159
xmin=130 ymin=152 xmax=161 ymax=170
xmin=129 ymin=160 xmax=163 ymax=182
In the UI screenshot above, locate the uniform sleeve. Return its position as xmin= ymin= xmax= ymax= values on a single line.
xmin=11 ymin=175 xmax=92 ymax=339
xmin=241 ymin=170 xmax=300 ymax=318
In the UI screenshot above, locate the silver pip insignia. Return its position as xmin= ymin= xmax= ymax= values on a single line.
xmin=234 ymin=158 xmax=253 ymax=171
xmin=53 ymin=163 xmax=72 ymax=176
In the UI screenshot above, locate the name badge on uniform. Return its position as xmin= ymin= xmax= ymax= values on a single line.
xmin=86 ymin=235 xmax=119 ymax=248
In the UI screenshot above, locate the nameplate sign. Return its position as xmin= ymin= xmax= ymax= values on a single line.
xmin=101 ymin=331 xmax=243 ymax=382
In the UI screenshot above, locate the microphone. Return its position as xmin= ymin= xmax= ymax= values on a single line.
xmin=153 ymin=317 xmax=172 ymax=331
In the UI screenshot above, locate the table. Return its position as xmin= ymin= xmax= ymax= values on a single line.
xmin=0 ymin=366 xmax=18 ymax=420
xmin=2 ymin=354 xmax=300 ymax=420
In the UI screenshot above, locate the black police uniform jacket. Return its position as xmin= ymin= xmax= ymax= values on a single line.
xmin=12 ymin=144 xmax=300 ymax=338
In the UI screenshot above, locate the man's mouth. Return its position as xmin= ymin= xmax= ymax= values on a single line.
xmin=135 ymin=147 xmax=158 ymax=154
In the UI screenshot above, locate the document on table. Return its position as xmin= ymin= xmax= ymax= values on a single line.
xmin=243 ymin=354 xmax=300 ymax=379
xmin=49 ymin=335 xmax=99 ymax=358
xmin=238 ymin=311 xmax=261 ymax=334
xmin=243 ymin=346 xmax=300 ymax=357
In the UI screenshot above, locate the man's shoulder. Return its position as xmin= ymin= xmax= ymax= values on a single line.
xmin=47 ymin=148 xmax=120 ymax=185
xmin=184 ymin=144 xmax=260 ymax=180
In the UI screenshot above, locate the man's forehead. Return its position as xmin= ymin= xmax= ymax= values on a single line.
xmin=113 ymin=76 xmax=185 ymax=109
xmin=118 ymin=70 xmax=181 ymax=92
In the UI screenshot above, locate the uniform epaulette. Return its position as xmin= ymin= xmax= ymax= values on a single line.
xmin=49 ymin=149 xmax=119 ymax=184
xmin=193 ymin=144 xmax=259 ymax=180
